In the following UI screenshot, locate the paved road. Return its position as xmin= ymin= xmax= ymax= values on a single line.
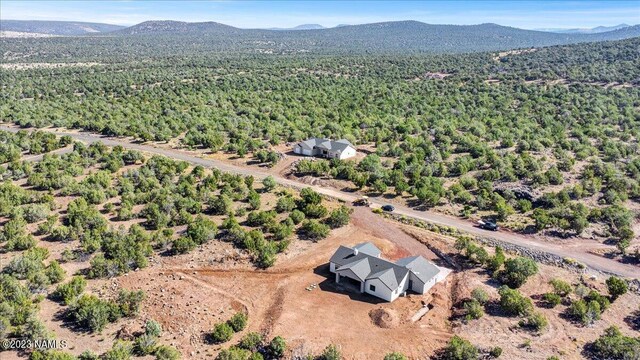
xmin=3 ymin=125 xmax=638 ymax=278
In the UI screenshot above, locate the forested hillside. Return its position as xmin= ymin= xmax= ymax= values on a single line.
xmin=0 ymin=20 xmax=125 ymax=35
xmin=2 ymin=20 xmax=640 ymax=60
xmin=489 ymin=37 xmax=640 ymax=83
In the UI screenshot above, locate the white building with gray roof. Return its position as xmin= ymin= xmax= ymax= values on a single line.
xmin=329 ymin=242 xmax=444 ymax=302
xmin=293 ymin=138 xmax=356 ymax=160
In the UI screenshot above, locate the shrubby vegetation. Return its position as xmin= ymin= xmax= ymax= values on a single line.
xmin=211 ymin=312 xmax=248 ymax=344
xmin=438 ymin=336 xmax=479 ymax=360
xmin=589 ymin=326 xmax=640 ymax=360
xmin=1 ymin=33 xmax=639 ymax=360
xmin=2 ymin=37 xmax=638 ymax=253
xmin=66 ymin=290 xmax=144 ymax=333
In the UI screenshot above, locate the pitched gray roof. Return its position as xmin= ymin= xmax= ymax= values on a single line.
xmin=395 ymin=256 xmax=441 ymax=284
xmin=354 ymin=242 xmax=381 ymax=257
xmin=296 ymin=137 xmax=329 ymax=150
xmin=329 ymin=245 xmax=360 ymax=267
xmin=327 ymin=141 xmax=353 ymax=152
xmin=331 ymin=244 xmax=440 ymax=291
xmin=336 ymin=257 xmax=371 ymax=281
xmin=296 ymin=138 xmax=354 ymax=153
xmin=365 ymin=257 xmax=409 ymax=289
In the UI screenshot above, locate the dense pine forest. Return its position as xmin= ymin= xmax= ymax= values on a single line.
xmin=1 ymin=17 xmax=640 ymax=359
xmin=2 ymin=37 xmax=639 ymax=255
xmin=2 ymin=20 xmax=640 ymax=58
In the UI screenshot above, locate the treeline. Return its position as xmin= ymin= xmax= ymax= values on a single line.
xmin=2 ymin=43 xmax=638 ymax=247
xmin=492 ymin=37 xmax=640 ymax=84
xmin=0 ymin=129 xmax=72 ymax=163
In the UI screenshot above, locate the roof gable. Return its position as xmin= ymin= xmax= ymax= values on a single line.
xmin=296 ymin=138 xmax=355 ymax=153
xmin=336 ymin=258 xmax=371 ymax=281
xmin=396 ymin=256 xmax=441 ymax=284
xmin=353 ymin=242 xmax=381 ymax=257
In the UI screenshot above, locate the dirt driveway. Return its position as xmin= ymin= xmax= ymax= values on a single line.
xmin=109 ymin=220 xmax=455 ymax=359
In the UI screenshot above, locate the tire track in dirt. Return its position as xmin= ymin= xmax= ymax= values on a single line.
xmin=172 ymin=270 xmax=250 ymax=314
xmin=259 ymin=284 xmax=287 ymax=337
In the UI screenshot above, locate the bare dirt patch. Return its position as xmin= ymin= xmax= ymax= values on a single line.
xmin=104 ymin=220 xmax=455 ymax=360
xmin=369 ymin=308 xmax=401 ymax=329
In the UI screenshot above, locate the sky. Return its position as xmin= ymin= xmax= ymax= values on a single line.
xmin=1 ymin=1 xmax=639 ymax=30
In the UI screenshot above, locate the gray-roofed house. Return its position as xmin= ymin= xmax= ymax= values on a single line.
xmin=293 ymin=138 xmax=356 ymax=160
xmin=329 ymin=242 xmax=444 ymax=302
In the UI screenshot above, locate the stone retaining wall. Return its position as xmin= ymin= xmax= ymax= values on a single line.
xmin=385 ymin=213 xmax=640 ymax=294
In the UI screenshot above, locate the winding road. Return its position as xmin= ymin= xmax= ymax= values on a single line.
xmin=2 ymin=124 xmax=638 ymax=278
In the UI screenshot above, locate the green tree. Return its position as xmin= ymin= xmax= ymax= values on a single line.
xmin=326 ymin=206 xmax=351 ymax=229
xmin=154 ymin=345 xmax=180 ymax=360
xmin=211 ymin=322 xmax=234 ymax=344
xmin=591 ymin=326 xmax=640 ymax=360
xmin=52 ymin=276 xmax=86 ymax=305
xmin=238 ymin=332 xmax=264 ymax=351
xmin=145 ymin=319 xmax=162 ymax=337
xmin=542 ymin=293 xmax=561 ymax=308
xmin=549 ymin=278 xmax=572 ymax=297
xmin=228 ymin=312 xmax=248 ymax=332
xmin=186 ymin=215 xmax=218 ymax=245
xmin=275 ymin=196 xmax=296 ymax=213
xmin=519 ymin=312 xmax=548 ymax=333
xmin=498 ymin=257 xmax=538 ymax=288
xmin=134 ymin=334 xmax=157 ymax=355
xmin=498 ymin=285 xmax=533 ymax=316
xmin=300 ymin=220 xmax=330 ymax=241
xmin=300 ymin=188 xmax=322 ymax=205
xmin=320 ymin=344 xmax=341 ymax=360
xmin=486 ymin=247 xmax=505 ymax=273
xmin=463 ymin=299 xmax=484 ymax=320
xmin=262 ymin=176 xmax=277 ymax=192
xmin=440 ymin=336 xmax=478 ymax=360
xmin=117 ymin=290 xmax=145 ymax=317
xmin=383 ymin=352 xmax=407 ymax=360
xmin=267 ymin=336 xmax=286 ymax=359
xmin=103 ymin=341 xmax=133 ymax=360
xmin=606 ymin=276 xmax=628 ymax=301
xmin=471 ymin=288 xmax=489 ymax=305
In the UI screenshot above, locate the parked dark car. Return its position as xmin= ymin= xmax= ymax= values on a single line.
xmin=480 ymin=220 xmax=499 ymax=231
xmin=381 ymin=204 xmax=395 ymax=212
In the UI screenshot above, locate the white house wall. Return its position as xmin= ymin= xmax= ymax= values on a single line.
xmin=338 ymin=146 xmax=357 ymax=160
xmin=394 ymin=273 xmax=410 ymax=301
xmin=409 ymin=273 xmax=426 ymax=294
xmin=364 ymin=274 xmax=409 ymax=302
xmin=364 ymin=278 xmax=394 ymax=302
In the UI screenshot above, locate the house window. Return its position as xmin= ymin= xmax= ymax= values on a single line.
xmin=369 ymin=284 xmax=376 ymax=292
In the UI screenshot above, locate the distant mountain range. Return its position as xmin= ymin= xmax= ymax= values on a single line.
xmin=115 ymin=20 xmax=241 ymax=35
xmin=2 ymin=19 xmax=640 ymax=55
xmin=0 ymin=20 xmax=124 ymax=35
xmin=536 ymin=24 xmax=632 ymax=34
xmin=267 ymin=24 xmax=326 ymax=30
